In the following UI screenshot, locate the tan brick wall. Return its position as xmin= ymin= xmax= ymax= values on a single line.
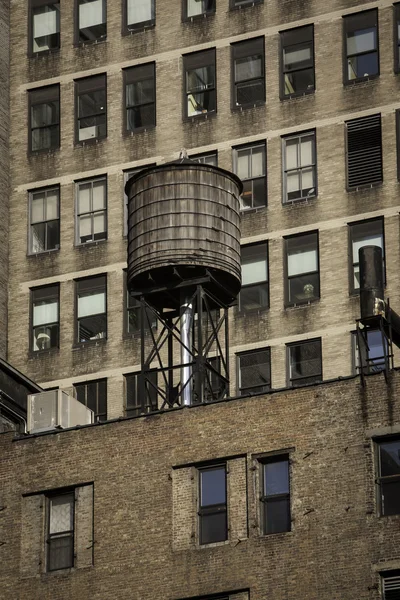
xmin=1 ymin=373 xmax=400 ymax=598
xmin=0 ymin=0 xmax=9 ymax=359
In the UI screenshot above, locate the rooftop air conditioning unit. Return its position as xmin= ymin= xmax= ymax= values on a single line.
xmin=27 ymin=389 xmax=94 ymax=434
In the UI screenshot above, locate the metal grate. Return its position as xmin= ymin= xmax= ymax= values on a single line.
xmin=347 ymin=114 xmax=382 ymax=189
xmin=383 ymin=572 xmax=400 ymax=599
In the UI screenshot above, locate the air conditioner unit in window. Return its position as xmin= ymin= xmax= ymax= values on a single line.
xmin=27 ymin=389 xmax=94 ymax=434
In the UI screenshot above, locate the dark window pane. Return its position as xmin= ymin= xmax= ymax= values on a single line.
xmin=264 ymin=461 xmax=289 ymax=495
xmin=239 ymin=350 xmax=270 ymax=393
xmin=200 ymin=467 xmax=226 ymax=506
xmin=48 ymin=535 xmax=74 ymax=570
xmin=78 ymin=314 xmax=107 ymax=342
xmin=381 ymin=480 xmax=400 ymax=516
xmin=288 ymin=272 xmax=319 ymax=304
xmin=289 ymin=340 xmax=322 ymax=385
xmin=200 ymin=511 xmax=227 ymax=544
xmin=240 ymin=284 xmax=269 ymax=311
xmin=284 ymin=68 xmax=314 ymax=95
xmin=380 ymin=441 xmax=400 ymax=477
xmin=348 ymin=52 xmax=378 ymax=80
xmin=264 ymin=498 xmax=290 ymax=534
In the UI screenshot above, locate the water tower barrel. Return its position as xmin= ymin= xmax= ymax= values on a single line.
xmin=126 ymin=161 xmax=242 ymax=308
xmin=359 ymin=245 xmax=384 ymax=321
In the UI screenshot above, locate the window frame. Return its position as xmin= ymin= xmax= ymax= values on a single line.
xmin=123 ymin=63 xmax=156 ymax=134
xmin=75 ymin=176 xmax=107 ymax=245
xmin=237 ymin=348 xmax=271 ymax=396
xmin=74 ymin=0 xmax=107 ymax=45
xmin=284 ymin=231 xmax=320 ymax=307
xmin=343 ymin=9 xmax=379 ymax=85
xmin=30 ymin=284 xmax=60 ymax=353
xmin=28 ymin=185 xmax=60 ymax=255
xmin=124 ymin=371 xmax=158 ymax=416
xmin=375 ymin=436 xmax=400 ymax=517
xmin=183 ymin=49 xmax=217 ymax=120
xmin=74 ymin=378 xmax=107 ymax=421
xmin=282 ymin=130 xmax=317 ymax=204
xmin=286 ymin=338 xmax=322 ymax=387
xmin=75 ymin=74 xmax=107 ymax=145
xmin=189 ymin=151 xmax=218 ymax=165
xmin=28 ymin=0 xmax=61 ymax=57
xmin=46 ymin=491 xmax=75 ymax=572
xmin=345 ymin=113 xmax=383 ymax=190
xmin=75 ymin=275 xmax=107 ymax=344
xmin=182 ymin=0 xmax=215 ymax=21
xmin=28 ymin=85 xmax=60 ymax=154
xmin=348 ymin=217 xmax=385 ymax=294
xmin=123 ymin=270 xmax=157 ymax=336
xmin=279 ymin=25 xmax=315 ymax=100
xmin=231 ymin=37 xmax=265 ymax=110
xmin=233 ymin=141 xmax=267 ymax=211
xmin=238 ymin=242 xmax=269 ymax=312
xmin=382 ymin=569 xmax=400 ymax=598
xmin=394 ymin=4 xmax=400 ymax=73
xmin=198 ymin=463 xmax=228 ymax=546
xmin=260 ymin=455 xmax=291 ymax=535
xmin=122 ymin=0 xmax=155 ymax=35
xmin=229 ymin=0 xmax=263 ymax=10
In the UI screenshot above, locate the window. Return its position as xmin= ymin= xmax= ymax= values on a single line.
xmin=29 ymin=0 xmax=60 ymax=55
xmin=280 ymin=25 xmax=314 ymax=98
xmin=353 ymin=329 xmax=386 ymax=374
xmin=75 ymin=75 xmax=107 ymax=143
xmin=74 ymin=379 xmax=107 ymax=421
xmin=190 ymin=151 xmax=218 ymax=165
xmin=346 ymin=114 xmax=382 ymax=189
xmin=184 ymin=0 xmax=215 ymax=19
xmin=29 ymin=86 xmax=60 ymax=153
xmin=76 ymin=276 xmax=107 ymax=342
xmin=231 ymin=37 xmax=265 ymax=109
xmin=123 ymin=164 xmax=155 ymax=237
xmin=125 ymin=371 xmax=158 ymax=416
xmin=47 ymin=493 xmax=74 ymax=571
xmin=76 ymin=0 xmax=106 ymax=43
xmin=184 ymin=49 xmax=216 ymax=118
xmin=239 ymin=243 xmax=269 ymax=311
xmin=343 ymin=10 xmax=379 ymax=83
xmin=382 ymin=570 xmax=400 ymax=598
xmin=349 ymin=219 xmax=384 ymax=292
xmin=198 ymin=464 xmax=227 ymax=545
xmin=230 ymin=0 xmax=262 ymax=8
xmin=31 ymin=285 xmax=59 ymax=352
xmin=124 ymin=0 xmax=155 ymax=32
xmin=76 ymin=177 xmax=107 ymax=244
xmin=395 ymin=5 xmax=400 ymax=73
xmin=124 ymin=272 xmax=157 ymax=334
xmin=237 ymin=348 xmax=271 ymax=395
xmin=285 ymin=232 xmax=319 ymax=306
xmin=287 ymin=338 xmax=322 ymax=386
xmin=233 ymin=143 xmax=266 ymax=210
xmin=376 ymin=437 xmax=400 ymax=516
xmin=124 ymin=63 xmax=156 ymax=132
xmin=260 ymin=456 xmax=290 ymax=534
xmin=282 ymin=131 xmax=316 ymax=203
xmin=29 ymin=186 xmax=60 ymax=254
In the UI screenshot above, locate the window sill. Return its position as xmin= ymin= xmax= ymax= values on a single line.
xmin=28 ymin=147 xmax=60 ymax=157
xmin=282 ymin=194 xmax=317 ymax=206
xmin=236 ymin=306 xmax=269 ymax=316
xmin=285 ymin=299 xmax=320 ymax=309
xmin=259 ymin=529 xmax=293 ymax=539
xmin=27 ymin=248 xmax=60 ymax=258
xmin=198 ymin=539 xmax=230 ymax=549
xmin=230 ymin=0 xmax=263 ymax=10
xmin=72 ymin=338 xmax=107 ymax=351
xmin=232 ymin=101 xmax=265 ymax=112
xmin=346 ymin=181 xmax=382 ymax=192
xmin=75 ymin=239 xmax=107 ymax=249
xmin=122 ymin=22 xmax=155 ymax=36
xmin=183 ymin=110 xmax=216 ymax=123
xmin=281 ymin=89 xmax=315 ymax=101
xmin=123 ymin=124 xmax=156 ymax=137
xmin=74 ymin=136 xmax=107 ymax=148
xmin=240 ymin=205 xmax=267 ymax=214
xmin=29 ymin=347 xmax=59 ymax=359
xmin=344 ymin=74 xmax=379 ymax=86
xmin=28 ymin=48 xmax=60 ymax=59
xmin=74 ymin=37 xmax=107 ymax=48
xmin=182 ymin=12 xmax=215 ymax=22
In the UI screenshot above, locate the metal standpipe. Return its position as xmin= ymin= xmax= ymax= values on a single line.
xmin=180 ymin=295 xmax=194 ymax=406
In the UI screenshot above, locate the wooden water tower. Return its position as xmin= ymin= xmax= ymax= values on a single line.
xmin=125 ymin=157 xmax=242 ymax=410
